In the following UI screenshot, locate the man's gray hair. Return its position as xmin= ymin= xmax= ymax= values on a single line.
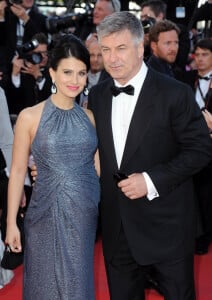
xmin=97 ymin=11 xmax=144 ymax=44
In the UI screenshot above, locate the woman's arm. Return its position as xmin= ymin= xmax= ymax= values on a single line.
xmin=94 ymin=149 xmax=100 ymax=177
xmin=84 ymin=108 xmax=101 ymax=176
xmin=6 ymin=109 xmax=32 ymax=252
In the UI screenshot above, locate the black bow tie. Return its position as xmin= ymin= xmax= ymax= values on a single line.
xmin=198 ymin=75 xmax=211 ymax=81
xmin=111 ymin=85 xmax=135 ymax=97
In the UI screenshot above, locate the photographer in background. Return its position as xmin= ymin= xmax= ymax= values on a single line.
xmin=8 ymin=32 xmax=51 ymax=114
xmin=0 ymin=0 xmax=47 ymax=80
xmin=189 ymin=0 xmax=212 ymax=40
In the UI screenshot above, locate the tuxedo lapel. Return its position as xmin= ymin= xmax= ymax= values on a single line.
xmin=120 ymin=70 xmax=157 ymax=169
xmin=98 ymin=81 xmax=119 ymax=171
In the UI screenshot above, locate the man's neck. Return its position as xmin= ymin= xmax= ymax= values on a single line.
xmin=198 ymin=69 xmax=212 ymax=77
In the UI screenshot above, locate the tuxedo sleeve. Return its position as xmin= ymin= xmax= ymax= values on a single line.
xmin=147 ymin=84 xmax=212 ymax=197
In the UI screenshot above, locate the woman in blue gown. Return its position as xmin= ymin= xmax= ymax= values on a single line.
xmin=5 ymin=34 xmax=100 ymax=300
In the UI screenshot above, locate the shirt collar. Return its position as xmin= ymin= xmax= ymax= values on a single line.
xmin=198 ymin=71 xmax=212 ymax=79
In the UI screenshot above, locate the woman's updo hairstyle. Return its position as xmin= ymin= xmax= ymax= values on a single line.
xmin=48 ymin=34 xmax=90 ymax=71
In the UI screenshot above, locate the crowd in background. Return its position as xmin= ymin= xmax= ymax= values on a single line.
xmin=0 ymin=0 xmax=212 ymax=293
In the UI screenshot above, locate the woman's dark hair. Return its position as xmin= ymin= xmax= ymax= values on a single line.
xmin=48 ymin=34 xmax=90 ymax=71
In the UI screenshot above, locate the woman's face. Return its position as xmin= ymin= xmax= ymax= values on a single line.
xmin=50 ymin=56 xmax=87 ymax=100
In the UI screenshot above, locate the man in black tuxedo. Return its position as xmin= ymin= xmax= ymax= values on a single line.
xmin=88 ymin=11 xmax=212 ymax=300
xmin=188 ymin=38 xmax=212 ymax=255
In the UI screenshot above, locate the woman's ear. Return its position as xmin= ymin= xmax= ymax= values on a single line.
xmin=49 ymin=67 xmax=55 ymax=82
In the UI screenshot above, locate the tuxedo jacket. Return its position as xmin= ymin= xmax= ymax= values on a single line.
xmin=88 ymin=68 xmax=212 ymax=265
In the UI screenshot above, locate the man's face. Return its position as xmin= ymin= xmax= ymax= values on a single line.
xmin=21 ymin=0 xmax=34 ymax=9
xmin=140 ymin=6 xmax=156 ymax=21
xmin=88 ymin=42 xmax=104 ymax=73
xmin=93 ymin=0 xmax=113 ymax=25
xmin=33 ymin=43 xmax=48 ymax=67
xmin=140 ymin=5 xmax=164 ymax=21
xmin=194 ymin=47 xmax=212 ymax=75
xmin=151 ymin=30 xmax=179 ymax=64
xmin=99 ymin=29 xmax=144 ymax=85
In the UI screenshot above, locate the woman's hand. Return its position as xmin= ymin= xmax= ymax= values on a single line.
xmin=5 ymin=224 xmax=22 ymax=253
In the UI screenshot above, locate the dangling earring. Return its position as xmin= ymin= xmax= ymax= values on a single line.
xmin=51 ymin=81 xmax=57 ymax=94
xmin=83 ymin=86 xmax=89 ymax=96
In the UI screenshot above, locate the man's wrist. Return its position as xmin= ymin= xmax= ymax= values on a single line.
xmin=22 ymin=15 xmax=29 ymax=25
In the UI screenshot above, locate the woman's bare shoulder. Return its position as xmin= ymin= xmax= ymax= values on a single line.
xmin=15 ymin=101 xmax=46 ymax=138
xmin=17 ymin=101 xmax=46 ymax=123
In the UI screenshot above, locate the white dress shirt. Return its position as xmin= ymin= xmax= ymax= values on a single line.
xmin=111 ymin=62 xmax=159 ymax=200
xmin=195 ymin=71 xmax=212 ymax=109
xmin=12 ymin=73 xmax=46 ymax=89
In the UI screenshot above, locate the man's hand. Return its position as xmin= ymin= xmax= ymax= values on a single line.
xmin=118 ymin=173 xmax=148 ymax=200
xmin=12 ymin=55 xmax=24 ymax=75
xmin=21 ymin=61 xmax=41 ymax=79
xmin=0 ymin=0 xmax=6 ymax=20
xmin=10 ymin=3 xmax=29 ymax=23
xmin=30 ymin=164 xmax=37 ymax=181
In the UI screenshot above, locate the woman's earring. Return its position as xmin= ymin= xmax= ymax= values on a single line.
xmin=51 ymin=81 xmax=57 ymax=94
xmin=83 ymin=86 xmax=89 ymax=96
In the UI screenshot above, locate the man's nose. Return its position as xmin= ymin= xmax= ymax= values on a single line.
xmin=109 ymin=51 xmax=118 ymax=62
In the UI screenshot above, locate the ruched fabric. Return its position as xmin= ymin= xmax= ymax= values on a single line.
xmin=24 ymin=98 xmax=100 ymax=300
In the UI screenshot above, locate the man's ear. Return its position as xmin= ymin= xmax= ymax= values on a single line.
xmin=150 ymin=41 xmax=157 ymax=55
xmin=158 ymin=12 xmax=164 ymax=21
xmin=138 ymin=41 xmax=145 ymax=59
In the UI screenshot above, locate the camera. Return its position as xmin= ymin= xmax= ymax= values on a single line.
xmin=141 ymin=17 xmax=156 ymax=34
xmin=23 ymin=52 xmax=43 ymax=65
xmin=3 ymin=0 xmax=23 ymax=5
xmin=9 ymin=0 xmax=22 ymax=4
xmin=46 ymin=12 xmax=92 ymax=34
xmin=16 ymin=39 xmax=42 ymax=65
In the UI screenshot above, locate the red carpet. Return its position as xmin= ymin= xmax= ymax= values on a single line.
xmin=0 ymin=240 xmax=212 ymax=300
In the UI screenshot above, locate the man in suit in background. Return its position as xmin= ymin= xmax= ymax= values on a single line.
xmin=147 ymin=19 xmax=180 ymax=77
xmin=79 ymin=39 xmax=110 ymax=108
xmin=140 ymin=0 xmax=190 ymax=71
xmin=192 ymin=38 xmax=212 ymax=255
xmin=0 ymin=0 xmax=47 ymax=64
xmin=88 ymin=11 xmax=212 ymax=300
xmin=9 ymin=32 xmax=51 ymax=114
